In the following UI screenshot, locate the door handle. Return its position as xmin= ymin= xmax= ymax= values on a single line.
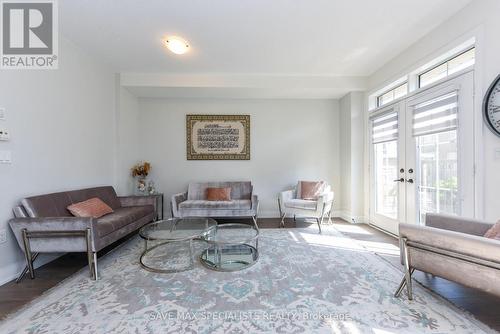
xmin=406 ymin=178 xmax=414 ymax=184
xmin=393 ymin=178 xmax=405 ymax=183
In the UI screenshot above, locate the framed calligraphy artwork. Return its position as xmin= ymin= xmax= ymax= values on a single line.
xmin=186 ymin=115 xmax=250 ymax=160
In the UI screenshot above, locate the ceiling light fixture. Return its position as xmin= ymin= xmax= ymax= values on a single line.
xmin=164 ymin=36 xmax=190 ymax=55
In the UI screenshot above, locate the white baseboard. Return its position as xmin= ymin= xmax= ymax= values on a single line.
xmin=336 ymin=210 xmax=367 ymax=224
xmin=351 ymin=215 xmax=367 ymax=224
xmin=338 ymin=210 xmax=352 ymax=222
xmin=257 ymin=211 xmax=279 ymax=219
xmin=0 ymin=253 xmax=62 ymax=286
xmin=258 ymin=210 xmax=345 ymax=220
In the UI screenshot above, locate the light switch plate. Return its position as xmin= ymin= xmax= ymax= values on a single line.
xmin=0 ymin=128 xmax=10 ymax=141
xmin=0 ymin=150 xmax=12 ymax=163
xmin=0 ymin=108 xmax=5 ymax=120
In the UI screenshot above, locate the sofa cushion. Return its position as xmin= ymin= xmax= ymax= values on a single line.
xmin=96 ymin=205 xmax=154 ymax=237
xmin=22 ymin=186 xmax=121 ymax=218
xmin=179 ymin=200 xmax=251 ymax=210
xmin=284 ymin=199 xmax=317 ymax=210
xmin=67 ymin=198 xmax=113 ymax=218
xmin=187 ymin=182 xmax=252 ymax=200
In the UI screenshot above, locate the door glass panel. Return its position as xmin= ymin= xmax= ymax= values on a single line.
xmin=374 ymin=140 xmax=398 ymax=219
xmin=416 ymin=130 xmax=458 ymax=223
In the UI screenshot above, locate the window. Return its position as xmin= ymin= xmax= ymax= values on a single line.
xmin=374 ymin=141 xmax=398 ymax=219
xmin=412 ymin=91 xmax=460 ymax=223
xmin=417 ymin=131 xmax=458 ymax=223
xmin=377 ymin=82 xmax=408 ymax=107
xmin=419 ymin=48 xmax=475 ymax=88
xmin=371 ymin=110 xmax=399 ymax=219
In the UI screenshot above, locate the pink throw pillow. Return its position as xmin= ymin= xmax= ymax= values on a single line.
xmin=206 ymin=187 xmax=232 ymax=201
xmin=67 ymin=198 xmax=114 ymax=218
xmin=300 ymin=181 xmax=325 ymax=200
xmin=484 ymin=221 xmax=500 ymax=240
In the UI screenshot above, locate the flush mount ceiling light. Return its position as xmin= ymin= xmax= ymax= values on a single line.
xmin=164 ymin=36 xmax=190 ymax=55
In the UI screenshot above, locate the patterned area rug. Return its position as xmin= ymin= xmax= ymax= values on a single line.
xmin=0 ymin=226 xmax=494 ymax=333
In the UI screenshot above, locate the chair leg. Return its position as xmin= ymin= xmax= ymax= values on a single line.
xmin=293 ymin=214 xmax=296 ymax=222
xmin=92 ymin=253 xmax=98 ymax=280
xmin=252 ymin=215 xmax=259 ymax=230
xmin=87 ymin=250 xmax=98 ymax=280
xmin=395 ymin=238 xmax=414 ymax=300
xmin=316 ymin=217 xmax=322 ymax=234
xmin=328 ymin=201 xmax=334 ymax=223
xmin=21 ymin=229 xmax=35 ymax=279
xmin=394 ymin=268 xmax=415 ymax=297
xmin=85 ymin=228 xmax=98 ymax=280
xmin=403 ymin=241 xmax=413 ymax=300
xmin=280 ymin=213 xmax=286 ymax=228
xmin=318 ymin=205 xmax=326 ymax=233
xmin=16 ymin=252 xmax=39 ymax=283
xmin=277 ymin=197 xmax=283 ymax=221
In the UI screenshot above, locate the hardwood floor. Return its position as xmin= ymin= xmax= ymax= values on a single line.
xmin=1 ymin=218 xmax=499 ymax=331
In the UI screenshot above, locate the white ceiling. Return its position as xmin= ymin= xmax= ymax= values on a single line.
xmin=59 ymin=0 xmax=473 ymax=98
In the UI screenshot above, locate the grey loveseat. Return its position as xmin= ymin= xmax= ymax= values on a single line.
xmin=9 ymin=186 xmax=157 ymax=281
xmin=395 ymin=213 xmax=500 ymax=300
xmin=171 ymin=181 xmax=259 ymax=225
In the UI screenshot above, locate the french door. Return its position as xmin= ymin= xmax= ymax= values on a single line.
xmin=369 ymin=71 xmax=474 ymax=234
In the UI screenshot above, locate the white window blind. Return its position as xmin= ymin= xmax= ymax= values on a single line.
xmin=412 ymin=91 xmax=458 ymax=137
xmin=371 ymin=110 xmax=398 ymax=144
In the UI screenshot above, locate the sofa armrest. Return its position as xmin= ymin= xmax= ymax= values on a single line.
xmin=118 ymin=195 xmax=157 ymax=207
xmin=279 ymin=189 xmax=295 ymax=204
xmin=171 ymin=192 xmax=187 ymax=217
xmin=9 ymin=217 xmax=97 ymax=253
xmin=317 ymin=191 xmax=334 ymax=213
xmin=425 ymin=213 xmax=493 ymax=237
xmin=399 ymin=223 xmax=500 ymax=265
xmin=319 ymin=191 xmax=334 ymax=205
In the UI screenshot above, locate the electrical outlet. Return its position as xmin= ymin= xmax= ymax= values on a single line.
xmin=0 ymin=229 xmax=6 ymax=244
xmin=0 ymin=108 xmax=5 ymax=120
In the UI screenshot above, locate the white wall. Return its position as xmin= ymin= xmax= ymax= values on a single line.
xmin=349 ymin=92 xmax=365 ymax=220
xmin=0 ymin=38 xmax=116 ymax=284
xmin=135 ymin=98 xmax=340 ymax=217
xmin=339 ymin=92 xmax=365 ymax=222
xmin=339 ymin=95 xmax=352 ymax=217
xmin=367 ymin=0 xmax=500 ymax=221
xmin=115 ymin=84 xmax=140 ymax=195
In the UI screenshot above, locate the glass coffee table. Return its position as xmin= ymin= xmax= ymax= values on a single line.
xmin=139 ymin=217 xmax=217 ymax=273
xmin=200 ymin=223 xmax=260 ymax=272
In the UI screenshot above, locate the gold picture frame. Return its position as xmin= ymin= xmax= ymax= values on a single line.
xmin=186 ymin=114 xmax=250 ymax=160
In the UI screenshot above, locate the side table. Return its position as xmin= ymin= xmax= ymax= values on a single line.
xmin=133 ymin=193 xmax=164 ymax=220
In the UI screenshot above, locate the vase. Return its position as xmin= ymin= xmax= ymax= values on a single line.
xmin=136 ymin=177 xmax=148 ymax=195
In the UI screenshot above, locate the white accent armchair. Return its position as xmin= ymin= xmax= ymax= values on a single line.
xmin=278 ymin=182 xmax=334 ymax=233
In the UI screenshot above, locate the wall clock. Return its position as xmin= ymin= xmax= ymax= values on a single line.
xmin=483 ymin=74 xmax=500 ymax=137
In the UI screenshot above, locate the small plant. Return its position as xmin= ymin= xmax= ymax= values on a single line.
xmin=131 ymin=162 xmax=151 ymax=178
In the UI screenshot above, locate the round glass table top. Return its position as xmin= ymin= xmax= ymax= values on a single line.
xmin=139 ymin=217 xmax=217 ymax=242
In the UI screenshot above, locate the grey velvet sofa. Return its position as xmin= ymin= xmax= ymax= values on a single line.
xmin=9 ymin=186 xmax=157 ymax=281
xmin=171 ymin=181 xmax=259 ymax=225
xmin=395 ymin=213 xmax=500 ymax=300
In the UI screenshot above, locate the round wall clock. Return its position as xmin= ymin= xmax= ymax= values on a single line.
xmin=483 ymin=74 xmax=500 ymax=137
